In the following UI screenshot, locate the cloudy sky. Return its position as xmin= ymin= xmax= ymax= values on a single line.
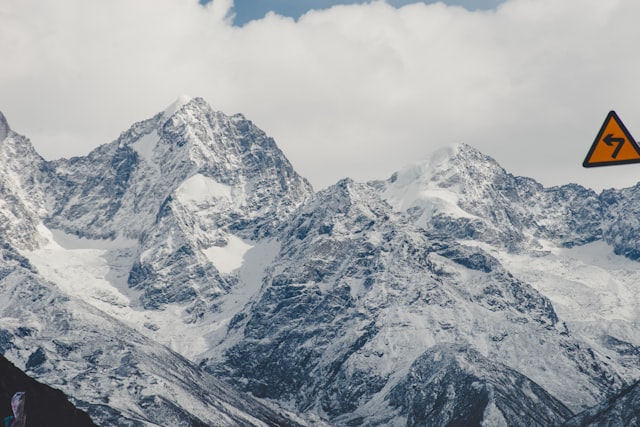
xmin=2 ymin=0 xmax=640 ymax=191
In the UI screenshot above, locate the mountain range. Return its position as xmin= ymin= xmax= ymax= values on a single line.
xmin=1 ymin=97 xmax=640 ymax=426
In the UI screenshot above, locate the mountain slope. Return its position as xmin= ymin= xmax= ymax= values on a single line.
xmin=384 ymin=344 xmax=573 ymax=427
xmin=46 ymin=97 xmax=312 ymax=315
xmin=564 ymin=380 xmax=640 ymax=427
xmin=0 ymin=111 xmax=52 ymax=250
xmin=0 ymin=241 xmax=303 ymax=426
xmin=209 ymin=176 xmax=622 ymax=424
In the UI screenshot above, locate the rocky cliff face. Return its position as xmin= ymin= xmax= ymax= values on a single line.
xmin=47 ymin=98 xmax=311 ymax=240
xmin=0 ymin=113 xmax=53 ymax=250
xmin=210 ymin=173 xmax=621 ymax=424
xmin=386 ymin=344 xmax=573 ymax=427
xmin=45 ymin=97 xmax=312 ymax=314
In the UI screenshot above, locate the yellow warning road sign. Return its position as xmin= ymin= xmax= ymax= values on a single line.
xmin=583 ymin=111 xmax=640 ymax=167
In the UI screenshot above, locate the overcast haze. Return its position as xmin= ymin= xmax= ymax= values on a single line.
xmin=2 ymin=0 xmax=640 ymax=191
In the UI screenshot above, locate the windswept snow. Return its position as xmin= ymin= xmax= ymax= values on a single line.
xmin=382 ymin=150 xmax=479 ymax=220
xmin=163 ymin=95 xmax=193 ymax=119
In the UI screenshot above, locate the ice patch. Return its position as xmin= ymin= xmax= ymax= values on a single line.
xmin=481 ymin=401 xmax=508 ymax=427
xmin=131 ymin=130 xmax=159 ymax=164
xmin=23 ymin=224 xmax=212 ymax=358
xmin=204 ymin=235 xmax=253 ymax=274
xmin=467 ymin=239 xmax=640 ymax=347
xmin=176 ymin=174 xmax=232 ymax=204
xmin=24 ymin=224 xmax=137 ymax=310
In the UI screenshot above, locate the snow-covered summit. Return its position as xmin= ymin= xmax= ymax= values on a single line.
xmin=162 ymin=94 xmax=194 ymax=119
xmin=47 ymin=97 xmax=312 ymax=239
xmin=380 ymin=142 xmax=602 ymax=251
xmin=382 ymin=143 xmax=489 ymax=217
xmin=383 ymin=143 xmax=510 ymax=208
xmin=29 ymin=96 xmax=313 ymax=348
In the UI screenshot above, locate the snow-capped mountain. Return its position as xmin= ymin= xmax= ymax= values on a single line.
xmin=46 ymin=97 xmax=311 ymax=317
xmin=2 ymin=98 xmax=640 ymax=426
xmin=18 ymin=97 xmax=313 ymax=359
xmin=381 ymin=144 xmax=602 ymax=250
xmin=0 ymin=101 xmax=309 ymax=426
xmin=208 ymin=173 xmax=621 ymax=424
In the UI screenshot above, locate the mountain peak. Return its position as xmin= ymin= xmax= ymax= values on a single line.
xmin=426 ymin=142 xmax=471 ymax=165
xmin=381 ymin=143 xmax=525 ymax=242
xmin=162 ymin=95 xmax=196 ymax=120
xmin=384 ymin=143 xmax=505 ymax=200
xmin=0 ymin=110 xmax=9 ymax=141
xmin=427 ymin=142 xmax=500 ymax=174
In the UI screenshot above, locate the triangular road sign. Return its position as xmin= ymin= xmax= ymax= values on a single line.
xmin=583 ymin=111 xmax=640 ymax=167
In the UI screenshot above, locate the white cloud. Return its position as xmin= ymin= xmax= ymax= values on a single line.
xmin=1 ymin=0 xmax=640 ymax=191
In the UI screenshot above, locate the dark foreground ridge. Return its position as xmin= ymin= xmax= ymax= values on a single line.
xmin=0 ymin=355 xmax=96 ymax=427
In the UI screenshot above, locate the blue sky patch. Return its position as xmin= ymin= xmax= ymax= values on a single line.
xmin=201 ymin=0 xmax=506 ymax=26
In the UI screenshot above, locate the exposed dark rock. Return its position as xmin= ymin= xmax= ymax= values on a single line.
xmin=0 ymin=354 xmax=97 ymax=427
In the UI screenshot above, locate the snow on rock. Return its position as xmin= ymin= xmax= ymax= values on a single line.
xmin=26 ymin=223 xmax=135 ymax=310
xmin=474 ymin=238 xmax=640 ymax=385
xmin=380 ymin=143 xmax=603 ymax=252
xmin=211 ymin=177 xmax=621 ymax=424
xmin=42 ymin=97 xmax=312 ymax=319
xmin=130 ymin=129 xmax=159 ymax=164
xmin=176 ymin=173 xmax=232 ymax=204
xmin=565 ymin=379 xmax=640 ymax=427
xmin=0 ymin=254 xmax=301 ymax=427
xmin=0 ymin=116 xmax=53 ymax=249
xmin=204 ymin=235 xmax=253 ymax=274
xmin=382 ymin=148 xmax=478 ymax=220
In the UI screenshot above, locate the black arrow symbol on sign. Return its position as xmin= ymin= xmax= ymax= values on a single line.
xmin=604 ymin=134 xmax=626 ymax=159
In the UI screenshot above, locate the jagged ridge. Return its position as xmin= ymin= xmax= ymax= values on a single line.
xmin=2 ymin=101 xmax=640 ymax=426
